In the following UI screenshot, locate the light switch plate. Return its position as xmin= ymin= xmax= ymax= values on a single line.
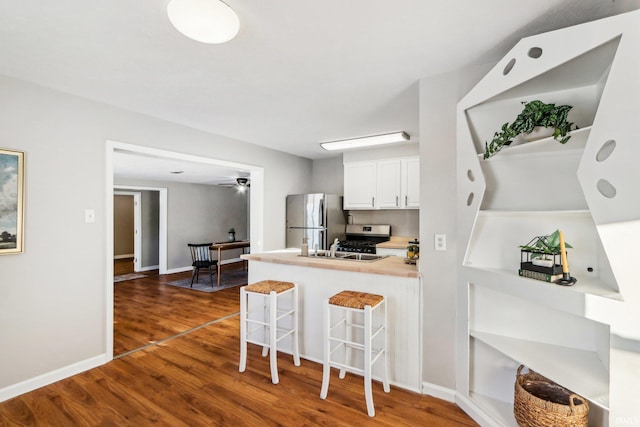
xmin=435 ymin=233 xmax=446 ymax=251
xmin=85 ymin=209 xmax=95 ymax=223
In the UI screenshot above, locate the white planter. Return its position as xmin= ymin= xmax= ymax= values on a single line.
xmin=522 ymin=126 xmax=555 ymax=142
xmin=532 ymin=258 xmax=554 ymax=267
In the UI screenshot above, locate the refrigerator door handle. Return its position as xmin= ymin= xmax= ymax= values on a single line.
xmin=319 ymin=199 xmax=324 ymax=227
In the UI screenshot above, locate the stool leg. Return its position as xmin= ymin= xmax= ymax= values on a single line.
xmin=339 ymin=309 xmax=352 ymax=380
xmin=382 ymin=300 xmax=390 ymax=393
xmin=320 ymin=299 xmax=331 ymax=399
xmin=239 ymin=287 xmax=247 ymax=372
xmin=261 ymin=296 xmax=269 ymax=358
xmin=364 ymin=305 xmax=375 ymax=417
xmin=292 ymin=285 xmax=301 ymax=367
xmin=269 ymin=290 xmax=279 ymax=384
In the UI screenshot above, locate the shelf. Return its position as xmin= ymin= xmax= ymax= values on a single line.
xmin=463 ymin=266 xmax=621 ymax=303
xmin=456 ymin=12 xmax=640 ymax=426
xmin=471 ymin=330 xmax=610 ymax=409
xmin=468 ymin=393 xmax=517 ymax=427
xmin=477 ymin=126 xmax=591 ymax=160
xmin=463 ymin=212 xmax=620 ymax=295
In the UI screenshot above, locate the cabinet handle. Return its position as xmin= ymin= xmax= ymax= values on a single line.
xmin=372 ymin=197 xmax=375 ymax=207
xmin=405 ymin=195 xmax=408 ymax=206
xmin=396 ymin=196 xmax=399 ymax=206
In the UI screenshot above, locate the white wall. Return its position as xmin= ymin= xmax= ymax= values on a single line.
xmin=0 ymin=74 xmax=312 ymax=399
xmin=418 ymin=64 xmax=492 ymax=390
xmin=311 ymin=156 xmax=344 ymax=195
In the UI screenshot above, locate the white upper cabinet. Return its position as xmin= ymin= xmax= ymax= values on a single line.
xmin=344 ymin=157 xmax=419 ymax=210
xmin=402 ymin=157 xmax=420 ymax=209
xmin=376 ymin=159 xmax=402 ymax=208
xmin=343 ymin=161 xmax=377 ymax=209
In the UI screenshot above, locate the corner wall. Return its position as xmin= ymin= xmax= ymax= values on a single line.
xmin=418 ymin=64 xmax=492 ymax=391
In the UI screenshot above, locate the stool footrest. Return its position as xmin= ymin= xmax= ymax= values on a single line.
xmin=328 ymin=348 xmax=385 ymax=373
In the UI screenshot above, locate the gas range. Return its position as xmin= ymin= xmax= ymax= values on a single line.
xmin=336 ymin=224 xmax=391 ymax=254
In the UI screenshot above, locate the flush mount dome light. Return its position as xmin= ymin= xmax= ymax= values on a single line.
xmin=167 ymin=0 xmax=240 ymax=44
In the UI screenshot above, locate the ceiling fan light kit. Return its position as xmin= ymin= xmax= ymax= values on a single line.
xmin=320 ymin=131 xmax=410 ymax=151
xmin=167 ymin=0 xmax=240 ymax=44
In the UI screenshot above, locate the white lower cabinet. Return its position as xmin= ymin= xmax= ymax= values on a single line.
xmin=456 ymin=11 xmax=640 ymax=427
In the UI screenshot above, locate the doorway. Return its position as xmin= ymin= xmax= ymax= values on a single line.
xmin=114 ymin=191 xmax=141 ymax=272
xmin=106 ymin=140 xmax=264 ymax=358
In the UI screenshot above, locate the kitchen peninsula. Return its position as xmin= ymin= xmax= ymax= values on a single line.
xmin=241 ymin=251 xmax=422 ymax=392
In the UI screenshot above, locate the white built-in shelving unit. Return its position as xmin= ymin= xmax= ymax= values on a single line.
xmin=456 ymin=10 xmax=640 ymax=426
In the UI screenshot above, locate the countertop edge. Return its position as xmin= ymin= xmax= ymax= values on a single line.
xmin=241 ymin=253 xmax=420 ymax=278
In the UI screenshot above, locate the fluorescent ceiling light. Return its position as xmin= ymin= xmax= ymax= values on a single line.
xmin=167 ymin=0 xmax=240 ymax=44
xmin=320 ymin=132 xmax=410 ymax=151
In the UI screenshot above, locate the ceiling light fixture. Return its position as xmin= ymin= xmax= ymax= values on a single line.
xmin=167 ymin=0 xmax=240 ymax=44
xmin=320 ymin=132 xmax=411 ymax=151
xmin=236 ymin=177 xmax=249 ymax=186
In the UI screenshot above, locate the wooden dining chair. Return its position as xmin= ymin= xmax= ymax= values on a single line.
xmin=188 ymin=243 xmax=218 ymax=287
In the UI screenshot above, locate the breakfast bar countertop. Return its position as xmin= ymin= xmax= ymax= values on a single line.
xmin=241 ymin=250 xmax=419 ymax=278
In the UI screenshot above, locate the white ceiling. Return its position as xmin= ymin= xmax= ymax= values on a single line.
xmin=0 ymin=0 xmax=617 ymax=181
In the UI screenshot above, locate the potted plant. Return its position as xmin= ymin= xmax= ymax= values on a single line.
xmin=484 ymin=100 xmax=577 ymax=159
xmin=228 ymin=228 xmax=236 ymax=242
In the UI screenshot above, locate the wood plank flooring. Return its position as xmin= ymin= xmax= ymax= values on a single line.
xmin=113 ymin=266 xmax=241 ymax=356
xmin=0 ymin=262 xmax=478 ymax=426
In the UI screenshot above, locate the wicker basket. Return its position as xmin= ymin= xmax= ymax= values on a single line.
xmin=514 ymin=365 xmax=589 ymax=427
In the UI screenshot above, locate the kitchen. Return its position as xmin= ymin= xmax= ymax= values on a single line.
xmin=1 ymin=3 xmax=639 ymax=426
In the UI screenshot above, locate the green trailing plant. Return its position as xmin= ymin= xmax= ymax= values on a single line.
xmin=484 ymin=100 xmax=577 ymax=159
xmin=519 ymin=229 xmax=572 ymax=259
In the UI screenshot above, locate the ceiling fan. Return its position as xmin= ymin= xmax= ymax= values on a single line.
xmin=218 ymin=177 xmax=250 ymax=189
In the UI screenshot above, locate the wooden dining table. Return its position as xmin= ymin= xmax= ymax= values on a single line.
xmin=210 ymin=240 xmax=250 ymax=286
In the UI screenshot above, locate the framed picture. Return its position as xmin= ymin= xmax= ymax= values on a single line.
xmin=0 ymin=148 xmax=24 ymax=254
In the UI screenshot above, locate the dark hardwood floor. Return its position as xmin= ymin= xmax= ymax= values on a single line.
xmin=0 ymin=260 xmax=478 ymax=426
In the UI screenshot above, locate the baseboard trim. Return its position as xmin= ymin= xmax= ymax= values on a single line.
xmin=455 ymin=393 xmax=498 ymax=427
xmin=421 ymin=381 xmax=456 ymax=402
xmin=0 ymin=353 xmax=111 ymax=403
xmin=114 ymin=254 xmax=134 ymax=260
xmin=165 ymin=266 xmax=192 ymax=275
xmin=164 ymin=258 xmax=245 ymax=275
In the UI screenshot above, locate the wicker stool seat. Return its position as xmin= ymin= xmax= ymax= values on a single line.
xmin=239 ymin=280 xmax=300 ymax=384
xmin=320 ymin=290 xmax=390 ymax=417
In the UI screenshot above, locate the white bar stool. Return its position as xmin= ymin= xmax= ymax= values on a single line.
xmin=320 ymin=290 xmax=390 ymax=417
xmin=239 ymin=280 xmax=300 ymax=384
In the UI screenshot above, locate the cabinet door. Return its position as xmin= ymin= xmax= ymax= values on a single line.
xmin=343 ymin=161 xmax=377 ymax=209
xmin=377 ymin=159 xmax=402 ymax=208
xmin=402 ymin=157 xmax=420 ymax=208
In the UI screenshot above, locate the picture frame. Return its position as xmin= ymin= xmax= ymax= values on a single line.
xmin=0 ymin=148 xmax=25 ymax=254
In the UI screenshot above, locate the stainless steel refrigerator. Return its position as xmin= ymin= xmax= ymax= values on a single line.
xmin=286 ymin=193 xmax=346 ymax=250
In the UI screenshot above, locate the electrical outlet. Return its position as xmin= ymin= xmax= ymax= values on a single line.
xmin=435 ymin=233 xmax=446 ymax=251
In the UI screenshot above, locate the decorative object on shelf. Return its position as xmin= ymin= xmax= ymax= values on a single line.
xmin=514 ymin=365 xmax=589 ymax=427
xmin=519 ymin=230 xmax=572 ymax=283
xmin=228 ymin=228 xmax=236 ymax=242
xmin=484 ymin=100 xmax=577 ymax=159
xmin=0 ymin=148 xmax=25 ymax=255
xmin=554 ymin=230 xmax=577 ymax=286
